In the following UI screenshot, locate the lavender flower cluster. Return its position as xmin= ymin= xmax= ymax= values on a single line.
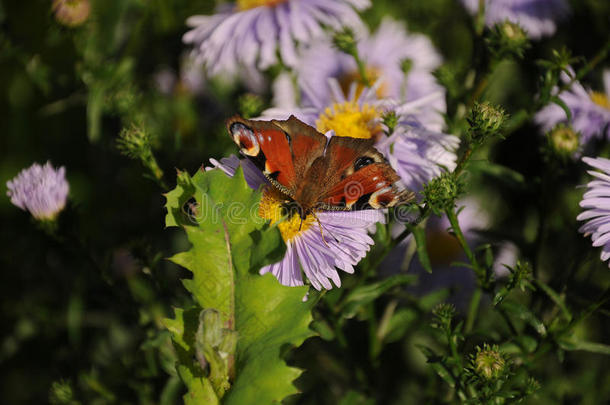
xmin=7 ymin=162 xmax=69 ymax=221
xmin=181 ymin=0 xmax=610 ymax=286
xmin=9 ymin=0 xmax=610 ymax=291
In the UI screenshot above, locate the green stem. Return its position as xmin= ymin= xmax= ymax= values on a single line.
xmin=445 ymin=209 xmax=484 ymax=279
xmin=454 ymin=147 xmax=473 ymax=176
xmin=354 ymin=52 xmax=371 ymax=88
xmin=465 ymin=288 xmax=482 ymax=333
xmin=446 ymin=208 xmax=486 ymax=333
xmin=146 ymin=157 xmax=168 ymax=189
xmin=475 ymin=0 xmax=486 ymax=36
xmin=558 ymin=39 xmax=610 ymax=95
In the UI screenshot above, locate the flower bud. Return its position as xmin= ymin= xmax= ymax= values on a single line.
xmin=238 ymin=93 xmax=265 ymax=119
xmin=467 ymin=102 xmax=507 ymax=146
xmin=548 ymin=124 xmax=580 ymax=156
xmin=382 ymin=110 xmax=398 ymax=134
xmin=49 ymin=380 xmax=75 ymax=405
xmin=332 ymin=27 xmax=358 ymax=57
xmin=52 ymin=0 xmax=91 ymax=27
xmin=400 ymin=58 xmax=413 ymax=76
xmin=423 ymin=172 xmax=462 ymax=215
xmin=487 ymin=20 xmax=530 ymax=59
xmin=432 ymin=303 xmax=456 ymax=330
xmin=474 ymin=344 xmax=506 ymax=380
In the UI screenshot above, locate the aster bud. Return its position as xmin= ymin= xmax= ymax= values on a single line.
xmin=487 ymin=20 xmax=530 ymax=59
xmin=432 ymin=303 xmax=456 ymax=330
xmin=332 ymin=27 xmax=358 ymax=57
xmin=548 ymin=124 xmax=580 ymax=157
xmin=525 ymin=377 xmax=541 ymax=395
xmin=467 ymin=102 xmax=507 ymax=146
xmin=473 ymin=344 xmax=506 ymax=380
xmin=400 ymin=58 xmax=413 ymax=75
xmin=422 ymin=172 xmax=462 ymax=215
xmin=493 ymin=261 xmax=534 ymax=305
xmin=382 ymin=110 xmax=398 ymax=134
xmin=52 ymin=0 xmax=91 ymax=27
xmin=117 ymin=124 xmax=164 ymax=184
xmin=49 ymin=380 xmax=76 ymax=405
xmin=238 ymin=93 xmax=265 ymax=119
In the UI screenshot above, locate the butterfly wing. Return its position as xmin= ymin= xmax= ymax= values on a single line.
xmin=318 ymin=136 xmax=413 ymax=210
xmin=226 ymin=115 xmax=326 ymax=197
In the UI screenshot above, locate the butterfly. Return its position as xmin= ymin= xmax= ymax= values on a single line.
xmin=226 ymin=115 xmax=413 ymax=220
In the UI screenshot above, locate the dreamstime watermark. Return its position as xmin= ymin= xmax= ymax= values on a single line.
xmin=182 ymin=191 xmax=419 ymax=227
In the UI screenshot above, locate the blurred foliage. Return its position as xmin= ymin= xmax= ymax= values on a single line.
xmin=0 ymin=0 xmax=609 ymax=404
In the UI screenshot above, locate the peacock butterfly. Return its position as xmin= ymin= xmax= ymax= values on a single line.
xmin=226 ymin=115 xmax=413 ymax=219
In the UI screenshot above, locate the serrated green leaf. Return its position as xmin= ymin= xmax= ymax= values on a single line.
xmin=164 ymin=168 xmax=315 ymax=405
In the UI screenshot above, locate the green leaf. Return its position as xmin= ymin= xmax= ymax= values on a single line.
xmin=500 ymin=301 xmax=547 ymax=336
xmin=534 ymin=280 xmax=572 ymax=322
xmin=341 ymin=274 xmax=415 ymax=319
xmin=87 ymin=85 xmax=104 ymax=142
xmin=338 ymin=390 xmax=375 ymax=405
xmin=470 ymin=161 xmax=526 ymax=189
xmin=163 ymin=168 xmax=315 ymax=405
xmin=550 ymin=95 xmax=572 ymax=121
xmin=558 ymin=338 xmax=610 ymax=355
xmin=416 ymin=345 xmax=456 ymax=387
xmin=383 ymin=308 xmax=418 ymax=343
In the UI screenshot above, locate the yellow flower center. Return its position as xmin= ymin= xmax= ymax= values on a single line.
xmin=338 ymin=67 xmax=386 ymax=99
xmin=236 ymin=0 xmax=286 ymax=11
xmin=258 ymin=188 xmax=315 ymax=242
xmin=591 ymin=91 xmax=610 ymax=110
xmin=316 ymin=100 xmax=382 ymax=139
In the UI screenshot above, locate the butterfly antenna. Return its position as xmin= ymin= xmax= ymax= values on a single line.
xmin=311 ymin=212 xmax=331 ymax=248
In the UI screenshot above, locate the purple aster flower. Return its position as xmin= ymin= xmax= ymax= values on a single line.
xmin=577 ymin=156 xmax=610 ymax=267
xmin=535 ymin=70 xmax=610 ymax=144
xmin=183 ymin=0 xmax=370 ymax=77
xmin=293 ymin=17 xmax=445 ymax=123
xmin=262 ymin=79 xmax=458 ymax=193
xmin=206 ymin=154 xmax=384 ymax=289
xmin=6 ymin=162 xmax=69 ymax=220
xmin=461 ymin=0 xmax=569 ymax=39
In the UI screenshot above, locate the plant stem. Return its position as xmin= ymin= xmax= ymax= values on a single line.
xmin=446 ymin=208 xmax=486 ymax=333
xmin=465 ymin=288 xmax=482 ymax=333
xmin=354 ymin=52 xmax=371 ymax=88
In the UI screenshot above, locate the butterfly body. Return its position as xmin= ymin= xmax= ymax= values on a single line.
xmin=227 ymin=115 xmax=412 ymax=218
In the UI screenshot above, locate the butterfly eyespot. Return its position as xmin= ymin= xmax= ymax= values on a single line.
xmin=354 ymin=156 xmax=375 ymax=171
xmin=229 ymin=122 xmax=260 ymax=156
xmin=369 ymin=187 xmax=395 ymax=208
